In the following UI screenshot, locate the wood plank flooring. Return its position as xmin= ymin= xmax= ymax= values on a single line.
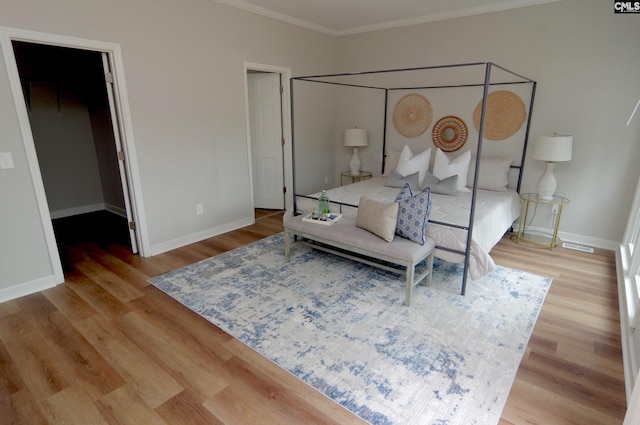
xmin=0 ymin=209 xmax=626 ymax=424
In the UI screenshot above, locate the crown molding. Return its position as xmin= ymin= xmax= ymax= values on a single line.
xmin=211 ymin=0 xmax=563 ymax=37
xmin=334 ymin=0 xmax=563 ymax=36
xmin=212 ymin=0 xmax=337 ymax=35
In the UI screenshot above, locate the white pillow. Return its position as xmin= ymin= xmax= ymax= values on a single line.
xmin=466 ymin=157 xmax=513 ymax=191
xmin=383 ymin=146 xmax=411 ymax=176
xmin=432 ymin=148 xmax=471 ymax=192
xmin=395 ymin=146 xmax=431 ymax=186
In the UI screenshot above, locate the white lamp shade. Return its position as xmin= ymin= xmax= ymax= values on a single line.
xmin=344 ymin=128 xmax=368 ymax=147
xmin=532 ymin=134 xmax=573 ymax=162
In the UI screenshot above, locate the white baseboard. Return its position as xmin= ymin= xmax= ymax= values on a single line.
xmin=148 ymin=216 xmax=255 ymax=257
xmin=105 ymin=203 xmax=127 ymax=218
xmin=523 ymin=225 xmax=618 ymax=251
xmin=559 ymin=230 xmax=618 ymax=251
xmin=49 ymin=203 xmax=127 ymax=220
xmin=50 ymin=203 xmax=105 ymax=219
xmin=0 ymin=274 xmax=61 ymax=303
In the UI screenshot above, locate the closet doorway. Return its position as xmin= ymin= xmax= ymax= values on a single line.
xmin=11 ymin=40 xmax=139 ymax=268
xmin=247 ymin=70 xmax=285 ymax=210
xmin=244 ymin=62 xmax=293 ymax=217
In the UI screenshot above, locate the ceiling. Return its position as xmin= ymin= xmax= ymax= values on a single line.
xmin=212 ymin=0 xmax=562 ymax=35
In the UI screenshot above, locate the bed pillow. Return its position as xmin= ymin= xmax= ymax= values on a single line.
xmin=383 ymin=145 xmax=413 ymax=176
xmin=395 ymin=182 xmax=414 ymax=201
xmin=356 ymin=196 xmax=398 ymax=242
xmin=420 ymin=171 xmax=459 ymax=195
xmin=395 ymin=146 xmax=432 ymax=186
xmin=394 ymin=186 xmax=431 ymax=245
xmin=432 ymin=148 xmax=471 ymax=192
xmin=385 ymin=170 xmax=420 ymax=191
xmin=466 ymin=157 xmax=512 ymax=191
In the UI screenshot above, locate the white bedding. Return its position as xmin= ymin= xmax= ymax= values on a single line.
xmin=294 ymin=176 xmax=521 ymax=280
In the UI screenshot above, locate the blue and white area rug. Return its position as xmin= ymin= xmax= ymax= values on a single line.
xmin=150 ymin=233 xmax=551 ymax=425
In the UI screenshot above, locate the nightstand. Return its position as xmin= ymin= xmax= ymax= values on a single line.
xmin=516 ymin=193 xmax=569 ymax=250
xmin=341 ymin=171 xmax=372 ymax=186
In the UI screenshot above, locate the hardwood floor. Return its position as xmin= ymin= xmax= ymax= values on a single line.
xmin=493 ymin=238 xmax=626 ymax=424
xmin=0 ymin=209 xmax=626 ymax=424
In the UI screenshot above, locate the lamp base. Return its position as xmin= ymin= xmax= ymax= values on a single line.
xmin=349 ymin=148 xmax=361 ymax=175
xmin=537 ymin=162 xmax=557 ymax=200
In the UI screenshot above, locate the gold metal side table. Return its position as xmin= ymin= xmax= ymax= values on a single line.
xmin=341 ymin=171 xmax=372 ymax=186
xmin=516 ymin=193 xmax=569 ymax=250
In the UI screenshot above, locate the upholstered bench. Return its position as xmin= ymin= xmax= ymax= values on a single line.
xmin=283 ymin=211 xmax=436 ymax=306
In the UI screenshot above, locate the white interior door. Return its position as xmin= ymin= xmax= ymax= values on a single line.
xmin=248 ymin=72 xmax=285 ymax=210
xmin=101 ymin=53 xmax=138 ymax=253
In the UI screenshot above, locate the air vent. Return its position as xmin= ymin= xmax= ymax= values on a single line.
xmin=562 ymin=242 xmax=594 ymax=253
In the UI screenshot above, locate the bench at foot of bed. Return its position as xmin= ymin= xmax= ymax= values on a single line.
xmin=283 ymin=212 xmax=436 ymax=307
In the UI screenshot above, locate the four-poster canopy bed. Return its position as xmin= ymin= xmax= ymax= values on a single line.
xmin=287 ymin=62 xmax=537 ymax=295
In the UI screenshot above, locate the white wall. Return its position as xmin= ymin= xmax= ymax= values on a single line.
xmin=290 ymin=82 xmax=340 ymax=193
xmin=0 ymin=0 xmax=337 ymax=296
xmin=90 ymin=99 xmax=126 ymax=216
xmin=336 ymin=0 xmax=640 ymax=248
xmin=0 ymin=48 xmax=53 ymax=291
xmin=334 ymin=86 xmax=387 ymax=179
xmin=291 ymin=81 xmax=387 ymax=191
xmin=29 ymin=82 xmax=106 ymax=218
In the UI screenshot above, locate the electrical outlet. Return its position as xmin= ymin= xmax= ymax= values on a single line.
xmin=196 ymin=204 xmax=204 ymax=215
xmin=0 ymin=152 xmax=14 ymax=169
xmin=324 ymin=176 xmax=329 ymax=184
xmin=551 ymin=204 xmax=559 ymax=215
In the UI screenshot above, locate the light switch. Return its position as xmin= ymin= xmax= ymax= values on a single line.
xmin=0 ymin=152 xmax=14 ymax=169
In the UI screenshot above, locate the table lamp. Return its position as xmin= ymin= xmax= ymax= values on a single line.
xmin=531 ymin=134 xmax=573 ymax=200
xmin=344 ymin=128 xmax=368 ymax=175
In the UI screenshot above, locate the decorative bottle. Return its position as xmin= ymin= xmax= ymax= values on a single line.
xmin=318 ymin=190 xmax=330 ymax=216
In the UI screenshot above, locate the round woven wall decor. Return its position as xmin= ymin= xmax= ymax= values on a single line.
xmin=472 ymin=90 xmax=526 ymax=140
xmin=393 ymin=93 xmax=433 ymax=138
xmin=432 ymin=115 xmax=468 ymax=152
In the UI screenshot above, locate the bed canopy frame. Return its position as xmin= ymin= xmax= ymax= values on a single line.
xmin=289 ymin=62 xmax=537 ymax=294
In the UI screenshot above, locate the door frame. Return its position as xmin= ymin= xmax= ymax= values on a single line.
xmin=243 ymin=62 xmax=293 ymax=213
xmin=0 ymin=27 xmax=149 ymax=285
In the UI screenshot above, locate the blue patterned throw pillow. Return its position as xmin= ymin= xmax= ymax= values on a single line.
xmin=395 ymin=182 xmax=414 ymax=202
xmin=395 ymin=186 xmax=431 ymax=245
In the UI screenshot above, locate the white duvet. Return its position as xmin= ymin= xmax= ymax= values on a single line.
xmin=294 ymin=177 xmax=521 ymax=280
